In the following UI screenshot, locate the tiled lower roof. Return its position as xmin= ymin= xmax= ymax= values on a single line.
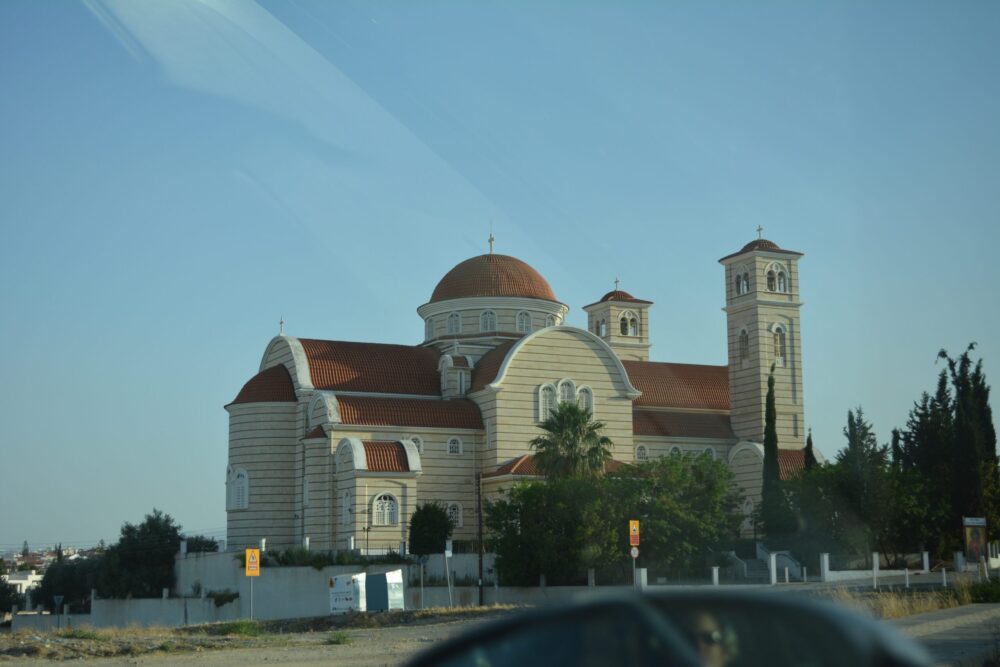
xmin=230 ymin=365 xmax=297 ymax=404
xmin=778 ymin=449 xmax=806 ymax=480
xmin=483 ymin=454 xmax=624 ymax=478
xmin=337 ymin=395 xmax=483 ymax=430
xmin=633 ymin=409 xmax=735 ymax=439
xmin=623 ymin=360 xmax=730 ymax=410
xmin=299 ymin=338 xmax=441 ymax=395
xmin=362 ymin=440 xmax=410 ymax=473
xmin=470 ymin=340 xmax=517 ymax=391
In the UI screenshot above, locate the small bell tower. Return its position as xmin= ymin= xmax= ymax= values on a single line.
xmin=583 ymin=280 xmax=653 ymax=362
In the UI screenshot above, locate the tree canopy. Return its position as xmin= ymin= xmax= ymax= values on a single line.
xmin=408 ymin=502 xmax=454 ymax=556
xmin=530 ymin=401 xmax=613 ymax=479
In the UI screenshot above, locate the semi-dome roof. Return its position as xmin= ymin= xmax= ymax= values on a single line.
xmin=430 ymin=254 xmax=557 ymax=303
xmin=738 ymin=238 xmax=781 ymax=253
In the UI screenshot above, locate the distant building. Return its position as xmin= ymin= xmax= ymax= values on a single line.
xmin=225 ymin=236 xmax=808 ymax=551
xmin=2 ymin=570 xmax=43 ymax=596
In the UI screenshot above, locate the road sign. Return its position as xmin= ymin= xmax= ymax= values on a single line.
xmin=629 ymin=520 xmax=640 ymax=546
xmin=245 ymin=548 xmax=260 ymax=577
xmin=630 ymin=546 xmax=639 ymax=559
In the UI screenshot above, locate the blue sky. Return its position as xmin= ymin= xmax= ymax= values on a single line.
xmin=1 ymin=0 xmax=997 ymax=550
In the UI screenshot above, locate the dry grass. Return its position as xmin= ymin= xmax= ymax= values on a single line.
xmin=825 ymin=581 xmax=972 ymax=620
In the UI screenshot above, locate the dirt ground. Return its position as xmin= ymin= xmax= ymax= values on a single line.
xmin=0 ymin=609 xmax=511 ymax=667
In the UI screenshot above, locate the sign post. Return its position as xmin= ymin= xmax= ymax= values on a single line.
xmin=629 ymin=520 xmax=640 ymax=590
xmin=245 ymin=548 xmax=260 ymax=620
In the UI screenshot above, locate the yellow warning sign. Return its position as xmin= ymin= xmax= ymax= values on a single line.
xmin=245 ymin=548 xmax=260 ymax=577
xmin=629 ymin=520 xmax=640 ymax=546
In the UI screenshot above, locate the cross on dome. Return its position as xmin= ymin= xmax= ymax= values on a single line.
xmin=756 ymin=225 xmax=764 ymax=239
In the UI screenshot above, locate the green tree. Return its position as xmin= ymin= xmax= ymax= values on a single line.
xmin=805 ymin=430 xmax=818 ymax=470
xmin=759 ymin=365 xmax=795 ymax=540
xmin=184 ymin=536 xmax=219 ymax=553
xmin=485 ymin=453 xmax=742 ymax=585
xmin=530 ymin=401 xmax=613 ymax=479
xmin=939 ymin=344 xmax=998 ymax=531
xmin=0 ymin=580 xmax=24 ymax=614
xmin=97 ymin=509 xmax=182 ymax=599
xmin=408 ymin=503 xmax=454 ymax=556
xmin=29 ymin=557 xmax=102 ymax=612
xmin=836 ymin=408 xmax=889 ymax=558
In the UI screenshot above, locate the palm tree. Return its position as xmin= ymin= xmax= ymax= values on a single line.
xmin=530 ymin=401 xmax=613 ymax=478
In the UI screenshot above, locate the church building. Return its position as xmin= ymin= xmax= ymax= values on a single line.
xmin=224 ymin=236 xmax=808 ymax=552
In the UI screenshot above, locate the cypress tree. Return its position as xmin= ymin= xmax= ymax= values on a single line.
xmin=805 ymin=429 xmax=817 ymax=470
xmin=760 ymin=365 xmax=795 ymax=540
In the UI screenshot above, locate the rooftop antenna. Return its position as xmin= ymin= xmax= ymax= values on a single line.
xmin=488 ymin=221 xmax=495 ymax=255
xmin=756 ymin=225 xmax=764 ymax=239
xmin=279 ymin=317 xmax=284 ymax=335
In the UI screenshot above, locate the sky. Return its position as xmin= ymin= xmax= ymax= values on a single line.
xmin=1 ymin=0 xmax=998 ymax=551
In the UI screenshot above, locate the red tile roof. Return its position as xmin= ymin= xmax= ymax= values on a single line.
xmin=778 ymin=449 xmax=806 ymax=480
xmin=623 ymin=361 xmax=730 ymax=410
xmin=337 ymin=395 xmax=483 ymax=429
xmin=719 ymin=238 xmax=803 ymax=262
xmin=430 ymin=254 xmax=558 ymax=303
xmin=583 ymin=290 xmax=653 ymax=309
xmin=633 ymin=409 xmax=735 ymax=439
xmin=470 ymin=340 xmax=518 ymax=391
xmin=231 ymin=365 xmax=297 ymax=404
xmin=362 ymin=440 xmax=410 ymax=472
xmin=304 ymin=426 xmax=327 ymax=439
xmin=298 ymin=339 xmax=441 ymax=395
xmin=483 ymin=454 xmax=625 ymax=478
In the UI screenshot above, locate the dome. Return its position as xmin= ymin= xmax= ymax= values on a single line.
xmin=430 ymin=254 xmax=558 ymax=303
xmin=597 ymin=289 xmax=652 ymax=304
xmin=738 ymin=238 xmax=781 ymax=253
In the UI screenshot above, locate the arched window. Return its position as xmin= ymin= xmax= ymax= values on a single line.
xmin=577 ymin=386 xmax=593 ymax=414
xmin=546 ymin=314 xmax=556 ymax=327
xmin=630 ymin=318 xmax=638 ymax=336
xmin=227 ymin=467 xmax=249 ymax=510
xmin=766 ymin=271 xmax=776 ymax=291
xmin=539 ymin=385 xmax=556 ymax=420
xmin=409 ymin=436 xmax=423 ymax=453
xmin=670 ymin=447 xmax=682 ymax=457
xmin=480 ymin=310 xmax=497 ymax=332
xmin=773 ymin=325 xmax=787 ymax=366
xmin=516 ymin=311 xmax=532 ymax=333
xmin=558 ymin=378 xmax=576 ymax=404
xmin=599 ymin=319 xmax=607 ymax=337
xmin=777 ymin=271 xmax=787 ymax=293
xmin=734 ymin=274 xmax=742 ymax=295
xmin=425 ymin=317 xmax=434 ymax=339
xmin=372 ymin=494 xmax=398 ymax=526
xmin=635 ymin=445 xmax=648 ymax=461
xmin=742 ymin=273 xmax=750 ymax=293
xmin=447 ymin=503 xmax=463 ymax=528
xmin=739 ymin=329 xmax=750 ymax=364
xmin=447 ymin=312 xmax=461 ymax=334
xmin=620 ymin=316 xmax=629 ymax=335
xmin=341 ymin=491 xmax=352 ymax=525
xmin=448 ymin=437 xmax=463 ymax=455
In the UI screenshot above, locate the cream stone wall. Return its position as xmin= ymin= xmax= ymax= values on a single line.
xmin=225 ymin=402 xmax=299 ymax=551
xmin=324 ymin=426 xmax=483 ymax=547
xmin=473 ymin=327 xmax=638 ymax=465
xmin=584 ymin=302 xmax=651 ymax=362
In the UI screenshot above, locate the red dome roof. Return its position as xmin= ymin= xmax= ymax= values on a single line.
xmin=430 ymin=254 xmax=557 ymax=303
xmin=738 ymin=238 xmax=781 ymax=253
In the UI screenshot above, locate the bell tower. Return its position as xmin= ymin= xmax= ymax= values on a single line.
xmin=583 ymin=281 xmax=653 ymax=362
xmin=719 ymin=233 xmax=805 ymax=447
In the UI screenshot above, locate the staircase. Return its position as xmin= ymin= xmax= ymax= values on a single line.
xmin=743 ymin=559 xmax=771 ymax=583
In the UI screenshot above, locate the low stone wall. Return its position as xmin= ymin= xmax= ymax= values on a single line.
xmin=11 ymin=613 xmax=92 ymax=632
